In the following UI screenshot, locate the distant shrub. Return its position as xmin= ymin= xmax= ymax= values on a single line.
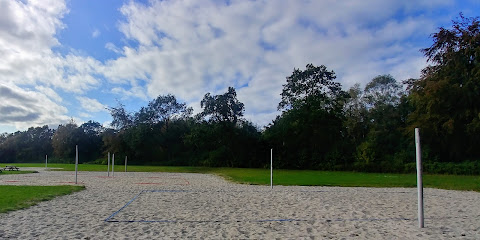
xmin=404 ymin=161 xmax=480 ymax=175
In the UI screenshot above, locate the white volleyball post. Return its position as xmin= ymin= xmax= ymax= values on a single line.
xmin=112 ymin=153 xmax=115 ymax=177
xmin=75 ymin=145 xmax=79 ymax=184
xmin=107 ymin=152 xmax=110 ymax=177
xmin=45 ymin=155 xmax=48 ymax=169
xmin=270 ymin=148 xmax=273 ymax=189
xmin=125 ymin=156 xmax=127 ymax=172
xmin=415 ymin=128 xmax=424 ymax=228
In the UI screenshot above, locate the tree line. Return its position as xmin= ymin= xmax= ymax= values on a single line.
xmin=1 ymin=15 xmax=479 ymax=174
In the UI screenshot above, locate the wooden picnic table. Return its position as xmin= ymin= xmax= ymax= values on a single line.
xmin=4 ymin=165 xmax=19 ymax=171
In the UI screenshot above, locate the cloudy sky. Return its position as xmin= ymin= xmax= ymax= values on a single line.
xmin=0 ymin=0 xmax=478 ymax=133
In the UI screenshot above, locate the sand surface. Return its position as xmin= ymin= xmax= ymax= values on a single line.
xmin=0 ymin=168 xmax=479 ymax=239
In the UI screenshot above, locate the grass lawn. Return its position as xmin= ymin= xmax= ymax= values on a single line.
xmin=8 ymin=163 xmax=480 ymax=192
xmin=214 ymin=168 xmax=480 ymax=192
xmin=0 ymin=185 xmax=85 ymax=213
xmin=0 ymin=170 xmax=37 ymax=175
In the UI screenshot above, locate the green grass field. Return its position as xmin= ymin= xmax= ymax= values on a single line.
xmin=0 ymin=185 xmax=85 ymax=213
xmin=0 ymin=170 xmax=37 ymax=175
xmin=8 ymin=163 xmax=480 ymax=192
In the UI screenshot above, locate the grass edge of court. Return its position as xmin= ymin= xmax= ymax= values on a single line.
xmin=4 ymin=163 xmax=480 ymax=192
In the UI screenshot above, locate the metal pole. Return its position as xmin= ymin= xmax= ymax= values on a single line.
xmin=75 ymin=145 xmax=78 ymax=184
xmin=107 ymin=152 xmax=110 ymax=177
xmin=270 ymin=148 xmax=273 ymax=189
xmin=415 ymin=128 xmax=424 ymax=228
xmin=125 ymin=156 xmax=127 ymax=172
xmin=112 ymin=153 xmax=115 ymax=177
xmin=45 ymin=155 xmax=48 ymax=169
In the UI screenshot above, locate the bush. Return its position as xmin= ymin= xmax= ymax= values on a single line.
xmin=403 ymin=161 xmax=480 ymax=175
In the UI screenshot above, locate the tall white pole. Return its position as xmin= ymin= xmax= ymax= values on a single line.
xmin=45 ymin=155 xmax=48 ymax=169
xmin=112 ymin=153 xmax=115 ymax=177
xmin=75 ymin=145 xmax=78 ymax=184
xmin=415 ymin=128 xmax=424 ymax=228
xmin=270 ymin=148 xmax=273 ymax=189
xmin=107 ymin=152 xmax=110 ymax=177
xmin=125 ymin=156 xmax=127 ymax=172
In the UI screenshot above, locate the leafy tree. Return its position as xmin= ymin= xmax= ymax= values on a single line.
xmin=343 ymin=84 xmax=368 ymax=147
xmin=108 ymin=102 xmax=133 ymax=130
xmin=278 ymin=63 xmax=346 ymax=114
xmin=407 ymin=14 xmax=480 ymax=162
xmin=106 ymin=95 xmax=194 ymax=165
xmin=185 ymin=120 xmax=262 ymax=168
xmin=364 ymin=74 xmax=402 ymax=107
xmin=52 ymin=120 xmax=83 ymax=162
xmin=185 ymin=87 xmax=262 ymax=167
xmin=79 ymin=121 xmax=104 ymax=162
xmin=81 ymin=121 xmax=104 ymax=136
xmin=101 ymin=128 xmax=123 ymax=158
xmin=0 ymin=126 xmax=54 ymax=163
xmin=135 ymin=94 xmax=193 ymax=126
xmin=199 ymin=87 xmax=245 ymax=124
xmin=266 ymin=64 xmax=349 ymax=169
xmin=354 ymin=75 xmax=410 ymax=171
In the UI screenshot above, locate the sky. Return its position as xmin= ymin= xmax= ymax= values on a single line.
xmin=0 ymin=0 xmax=479 ymax=133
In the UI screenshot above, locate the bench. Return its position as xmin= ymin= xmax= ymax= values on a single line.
xmin=4 ymin=166 xmax=19 ymax=171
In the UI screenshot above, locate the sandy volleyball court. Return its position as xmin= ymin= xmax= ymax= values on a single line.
xmin=0 ymin=168 xmax=479 ymax=239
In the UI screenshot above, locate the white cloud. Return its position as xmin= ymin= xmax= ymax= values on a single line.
xmin=76 ymin=96 xmax=107 ymax=113
xmin=0 ymin=0 xmax=102 ymax=94
xmin=0 ymin=0 xmax=106 ymax=132
xmin=101 ymin=0 xmax=453 ymax=127
xmin=34 ymin=85 xmax=63 ymax=102
xmin=105 ymin=42 xmax=121 ymax=54
xmin=78 ymin=112 xmax=92 ymax=118
xmin=0 ymin=83 xmax=70 ymax=130
xmin=111 ymin=85 xmax=148 ymax=100
xmin=92 ymin=28 xmax=100 ymax=38
xmin=0 ymin=0 xmax=465 ymax=132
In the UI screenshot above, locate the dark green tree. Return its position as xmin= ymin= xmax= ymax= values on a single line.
xmin=78 ymin=121 xmax=104 ymax=162
xmin=343 ymin=84 xmax=368 ymax=148
xmin=109 ymin=102 xmax=133 ymax=130
xmin=0 ymin=126 xmax=54 ymax=163
xmin=407 ymin=14 xmax=480 ymax=162
xmin=354 ymin=75 xmax=410 ymax=172
xmin=52 ymin=120 xmax=83 ymax=162
xmin=199 ymin=87 xmax=245 ymax=124
xmin=186 ymin=87 xmax=261 ymax=167
xmin=135 ymin=94 xmax=193 ymax=126
xmin=106 ymin=95 xmax=194 ymax=165
xmin=266 ymin=64 xmax=349 ymax=169
xmin=364 ymin=74 xmax=401 ymax=107
xmin=279 ymin=63 xmax=346 ymax=114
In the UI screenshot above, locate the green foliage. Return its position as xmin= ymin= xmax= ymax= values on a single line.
xmin=348 ymin=74 xmax=412 ymax=172
xmin=199 ymin=87 xmax=244 ymax=124
xmin=185 ymin=120 xmax=263 ymax=168
xmin=265 ymin=64 xmax=351 ymax=170
xmin=108 ymin=102 xmax=133 ymax=130
xmin=0 ymin=185 xmax=84 ymax=213
xmin=278 ymin=63 xmax=345 ymax=112
xmin=0 ymin=126 xmax=53 ymax=163
xmin=407 ymin=14 xmax=480 ymax=162
xmin=51 ymin=120 xmax=81 ymax=162
xmin=50 ymin=120 xmax=104 ymax=163
xmin=9 ymin=164 xmax=480 ymax=191
xmin=422 ymin=161 xmax=480 ymax=175
xmin=0 ymin=170 xmax=37 ymax=175
xmin=134 ymin=94 xmax=193 ymax=125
